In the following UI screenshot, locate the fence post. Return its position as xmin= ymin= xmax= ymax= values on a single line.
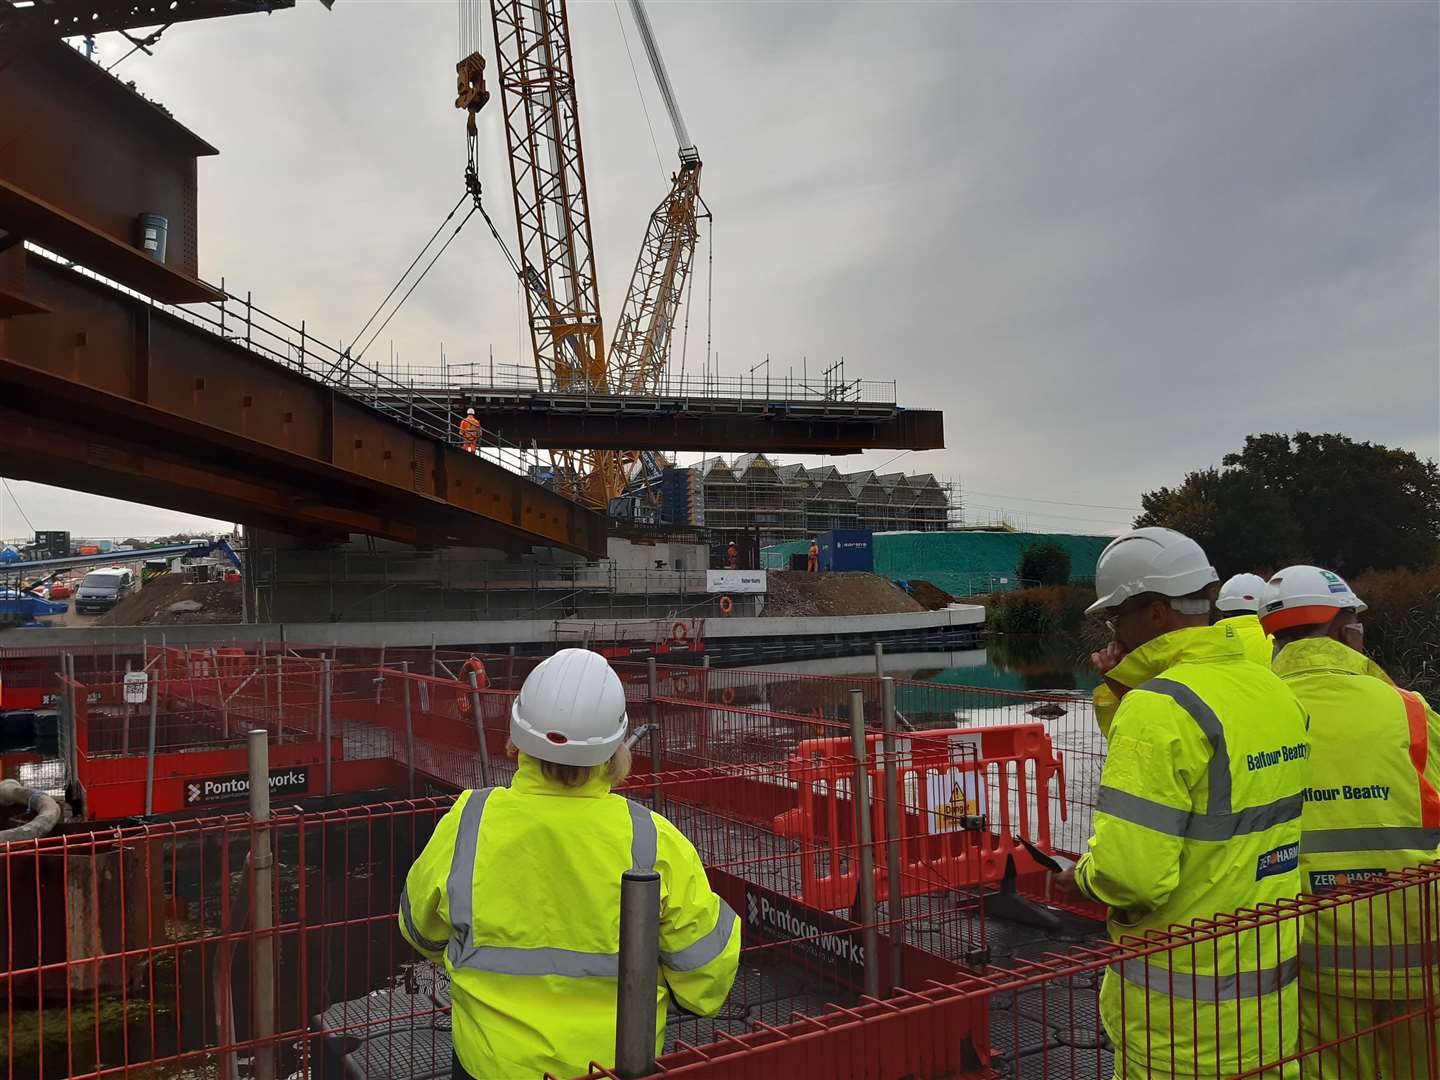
xmin=430 ymin=633 xmax=438 ymax=678
xmin=646 ymin=658 xmax=663 ymax=806
xmin=322 ymin=657 xmax=333 ymax=796
xmin=247 ymin=728 xmax=276 ymax=1080
xmin=874 ymin=640 xmax=884 ymax=679
xmin=849 ymin=688 xmax=881 ymax=999
xmin=275 ymin=654 xmax=284 ymax=741
xmin=401 ymin=661 xmax=415 ymax=796
xmin=880 ymin=676 xmax=905 ymax=993
xmin=210 ymin=648 xmax=227 ymax=739
xmin=614 ymin=868 xmax=662 ymax=1078
xmin=375 ymin=642 xmax=386 ymax=703
xmin=467 ymin=668 xmax=491 ymax=787
xmin=144 ymin=669 xmax=159 ymax=815
xmin=122 ymin=658 xmax=133 ymax=755
xmin=59 ymin=653 xmax=75 ymax=791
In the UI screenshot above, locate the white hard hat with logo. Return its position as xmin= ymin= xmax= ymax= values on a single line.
xmin=1216 ymin=573 xmax=1268 ymax=613
xmin=510 ymin=648 xmax=628 ymax=766
xmin=467 ymin=407 xmax=476 ymax=415
xmin=1085 ymin=527 xmax=1219 ymax=616
xmin=1259 ymin=565 xmax=1366 ymax=634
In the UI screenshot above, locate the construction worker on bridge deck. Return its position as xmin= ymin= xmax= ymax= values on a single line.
xmin=398 ymin=648 xmax=740 ymax=1079
xmin=726 ymin=540 xmax=738 ymax=569
xmin=806 ymin=539 xmax=819 ymax=573
xmin=1261 ymin=566 xmax=1440 ymax=1078
xmin=1215 ymin=571 xmax=1275 ymax=664
xmin=459 ymin=407 xmax=481 ymax=454
xmin=1059 ymin=527 xmax=1308 ymax=1079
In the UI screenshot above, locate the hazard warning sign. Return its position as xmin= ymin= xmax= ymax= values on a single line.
xmin=926 ymin=734 xmax=986 ymax=834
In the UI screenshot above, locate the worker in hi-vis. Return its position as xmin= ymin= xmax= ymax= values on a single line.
xmin=1058 ymin=527 xmax=1308 ymax=1079
xmin=807 ymin=540 xmax=819 ymax=574
xmin=399 ymin=649 xmax=740 ymax=1079
xmin=1215 ymin=571 xmax=1275 ymax=664
xmin=1261 ymin=566 xmax=1440 ymax=1078
xmin=459 ymin=407 xmax=481 ymax=454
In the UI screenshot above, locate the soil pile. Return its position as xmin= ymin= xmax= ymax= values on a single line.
xmin=96 ymin=575 xmax=242 ymax=626
xmin=762 ymin=571 xmax=925 ymax=618
xmin=906 ymin=580 xmax=956 ymax=611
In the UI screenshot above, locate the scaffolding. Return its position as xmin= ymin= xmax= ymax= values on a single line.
xmin=667 ymin=454 xmax=958 ymax=547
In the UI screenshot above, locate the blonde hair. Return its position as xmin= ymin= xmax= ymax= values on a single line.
xmin=507 ymin=740 xmax=632 ymax=789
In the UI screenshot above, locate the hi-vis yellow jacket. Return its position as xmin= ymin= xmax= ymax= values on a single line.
xmin=1074 ymin=624 xmax=1310 ymax=1079
xmin=1274 ymin=636 xmax=1440 ymax=999
xmin=399 ymin=755 xmax=740 ymax=1079
xmin=1217 ymin=612 xmax=1274 ymax=666
xmin=1094 ymin=616 xmax=1272 ymax=739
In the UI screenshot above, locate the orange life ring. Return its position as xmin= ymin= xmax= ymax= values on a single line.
xmin=457 ymin=656 xmax=489 ymax=717
xmin=671 ymin=621 xmax=689 ymax=642
xmin=721 ymin=687 xmax=735 ymax=705
xmin=718 ymin=595 xmax=734 ymax=615
xmin=673 ymin=673 xmax=694 ymax=695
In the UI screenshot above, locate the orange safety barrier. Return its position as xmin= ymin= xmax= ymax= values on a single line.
xmin=773 ymin=722 xmax=1066 ymax=911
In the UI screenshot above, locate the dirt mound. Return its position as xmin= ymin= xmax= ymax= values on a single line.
xmin=906 ymin=579 xmax=955 ymax=611
xmin=96 ymin=575 xmax=242 ymax=626
xmin=762 ymin=571 xmax=925 ymax=618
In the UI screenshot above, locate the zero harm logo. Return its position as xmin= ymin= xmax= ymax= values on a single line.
xmin=1255 ymin=843 xmax=1300 ymax=881
xmin=185 ymin=768 xmax=310 ymax=806
xmin=1309 ymin=869 xmax=1385 ymax=893
xmin=744 ymin=887 xmax=866 ymax=977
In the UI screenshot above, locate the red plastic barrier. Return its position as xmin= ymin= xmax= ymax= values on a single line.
xmin=773 ymin=722 xmax=1066 ymax=911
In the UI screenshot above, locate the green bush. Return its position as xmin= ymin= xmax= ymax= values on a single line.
xmin=985 ymin=584 xmax=1092 ymax=636
xmin=1017 ymin=542 xmax=1072 ymax=587
xmin=1351 ymin=564 xmax=1440 ymax=707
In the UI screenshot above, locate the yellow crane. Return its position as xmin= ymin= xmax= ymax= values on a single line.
xmin=457 ymin=0 xmax=706 ymax=507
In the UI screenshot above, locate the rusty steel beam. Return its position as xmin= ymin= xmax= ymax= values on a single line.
xmin=0 ymin=39 xmax=221 ymax=303
xmin=0 ymin=254 xmax=607 ymax=555
xmin=460 ymin=401 xmax=946 ymax=454
xmin=0 ymin=0 xmax=300 ymax=38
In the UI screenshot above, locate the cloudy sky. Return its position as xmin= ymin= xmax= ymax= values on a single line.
xmin=5 ymin=0 xmax=1436 ymax=540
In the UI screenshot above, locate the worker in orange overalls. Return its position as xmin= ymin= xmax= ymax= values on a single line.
xmin=459 ymin=408 xmax=481 ymax=454
xmin=726 ymin=541 xmax=738 ymax=570
xmin=807 ymin=540 xmax=819 ymax=573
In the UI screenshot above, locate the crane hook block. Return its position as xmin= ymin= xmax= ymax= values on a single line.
xmin=455 ymin=52 xmax=491 ymax=136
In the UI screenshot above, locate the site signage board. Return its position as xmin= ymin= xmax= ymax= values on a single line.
xmin=185 ymin=767 xmax=310 ymax=806
xmin=706 ymin=570 xmax=767 ymax=594
xmin=743 ymin=882 xmax=867 ymax=985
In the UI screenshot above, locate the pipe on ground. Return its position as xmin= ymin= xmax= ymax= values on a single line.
xmin=0 ymin=778 xmax=61 ymax=841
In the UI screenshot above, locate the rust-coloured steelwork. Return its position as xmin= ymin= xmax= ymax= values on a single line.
xmin=0 ymin=39 xmax=220 ymax=303
xmin=455 ymin=395 xmax=946 ymax=454
xmin=0 ymin=254 xmax=608 ymax=554
xmin=0 ymin=0 xmax=300 ymax=37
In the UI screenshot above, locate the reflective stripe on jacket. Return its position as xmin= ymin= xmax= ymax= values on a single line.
xmin=1216 ymin=612 xmax=1274 ymax=666
xmin=399 ymin=755 xmax=740 ymax=1079
xmin=1073 ymin=624 xmax=1308 ymax=1078
xmin=1274 ymin=636 xmax=1440 ymax=999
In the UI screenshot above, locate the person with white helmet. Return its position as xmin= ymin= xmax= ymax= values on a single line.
xmin=1262 ymin=566 xmax=1440 ymax=1077
xmin=1058 ymin=527 xmax=1308 ymax=1079
xmin=1215 ymin=571 xmax=1275 ymax=665
xmin=399 ymin=649 xmax=739 ymax=1079
xmin=459 ymin=406 xmax=481 ymax=454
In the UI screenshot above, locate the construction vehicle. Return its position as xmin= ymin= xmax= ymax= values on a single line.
xmin=458 ymin=0 xmax=706 ymax=506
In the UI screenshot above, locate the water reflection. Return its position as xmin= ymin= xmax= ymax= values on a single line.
xmin=745 ymin=639 xmax=1100 ymax=696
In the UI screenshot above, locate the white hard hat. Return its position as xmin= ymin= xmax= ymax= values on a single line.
xmin=510 ymin=649 xmax=628 ymax=766
xmin=1086 ymin=527 xmax=1218 ymax=616
xmin=1216 ymin=572 xmax=1268 ymax=613
xmin=466 ymin=407 xmax=475 ymax=415
xmin=1259 ymin=565 xmax=1366 ymax=634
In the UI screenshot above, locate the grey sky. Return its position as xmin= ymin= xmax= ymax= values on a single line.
xmin=6 ymin=0 xmax=1437 ymax=540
